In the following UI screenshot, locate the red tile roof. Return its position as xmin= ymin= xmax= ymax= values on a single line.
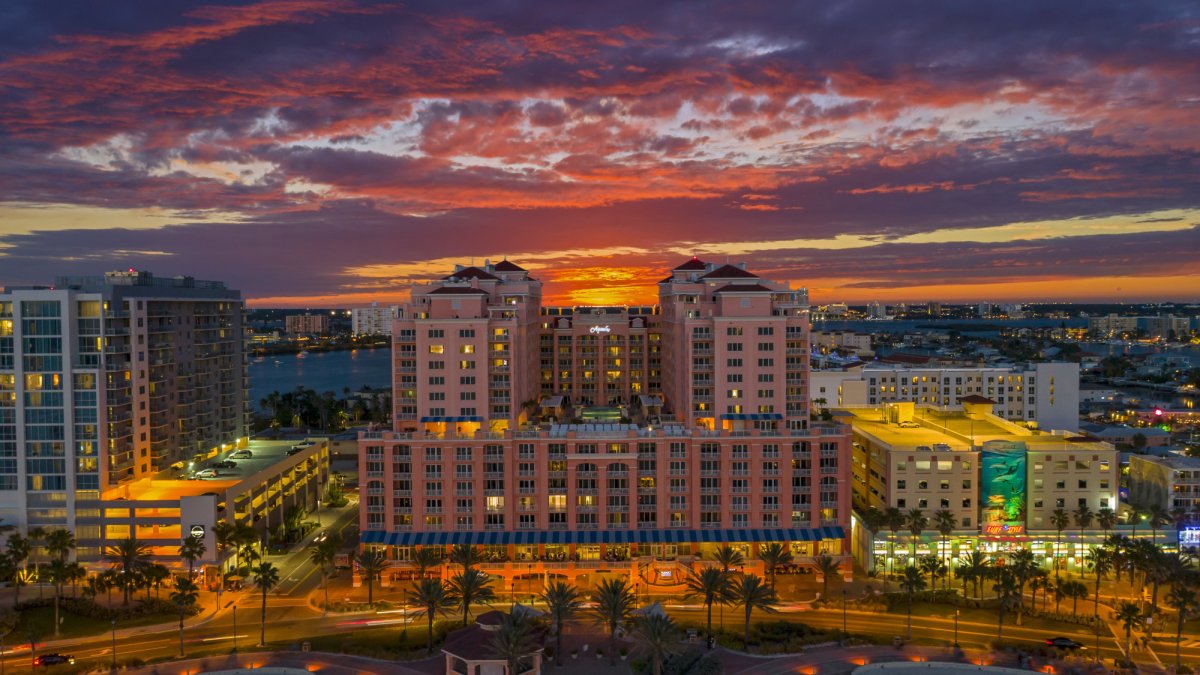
xmin=713 ymin=283 xmax=775 ymax=293
xmin=492 ymin=259 xmax=525 ymax=272
xmin=428 ymin=286 xmax=489 ymax=295
xmin=444 ymin=266 xmax=499 ymax=281
xmin=673 ymin=257 xmax=708 ymax=271
xmin=658 ymin=276 xmax=673 ymax=284
xmin=700 ymin=264 xmax=758 ymax=279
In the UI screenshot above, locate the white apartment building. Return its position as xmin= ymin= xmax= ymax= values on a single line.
xmin=351 ymin=302 xmax=398 ymax=335
xmin=811 ymin=361 xmax=1080 ymax=431
xmin=1128 ymin=454 xmax=1200 ymax=514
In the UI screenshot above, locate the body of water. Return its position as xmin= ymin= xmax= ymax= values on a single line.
xmin=249 ymin=348 xmax=392 ymax=407
xmin=811 ymin=317 xmax=1088 ymax=337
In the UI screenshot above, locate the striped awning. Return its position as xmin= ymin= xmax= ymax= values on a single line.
xmin=719 ymin=413 xmax=783 ymax=421
xmin=360 ymin=525 xmax=845 ymax=547
xmin=419 ymin=415 xmax=485 ymax=423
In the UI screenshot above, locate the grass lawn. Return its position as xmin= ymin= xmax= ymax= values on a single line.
xmin=301 ymin=621 xmax=450 ymax=661
xmin=15 ymin=605 xmax=181 ymax=642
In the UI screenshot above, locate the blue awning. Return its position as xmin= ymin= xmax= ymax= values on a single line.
xmin=419 ymin=415 xmax=485 ymax=423
xmin=719 ymin=413 xmax=783 ymax=421
xmin=359 ymin=526 xmax=845 ymax=548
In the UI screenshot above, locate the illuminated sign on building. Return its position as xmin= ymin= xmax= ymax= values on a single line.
xmin=589 ymin=325 xmax=612 ymax=334
xmin=190 ymin=525 xmax=206 ymax=538
xmin=1181 ymin=528 xmax=1200 ymax=546
xmin=983 ymin=523 xmax=1026 ymax=536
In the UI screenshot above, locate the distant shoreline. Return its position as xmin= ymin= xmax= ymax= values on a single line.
xmin=251 ymin=340 xmax=390 ymax=357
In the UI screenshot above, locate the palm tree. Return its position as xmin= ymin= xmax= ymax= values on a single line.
xmin=933 ymin=510 xmax=956 ymax=589
xmin=814 ymin=554 xmax=840 ymax=599
xmin=992 ymin=568 xmax=1018 ymax=643
xmin=170 ymin=577 xmax=199 ymax=658
xmin=730 ymin=573 xmax=777 ymax=651
xmin=448 ymin=544 xmax=481 ymax=573
xmin=1067 ymin=580 xmax=1089 ymax=617
xmin=6 ymin=534 xmax=30 ymax=607
xmin=1050 ymin=508 xmax=1071 ymax=583
xmin=633 ymin=613 xmax=683 ymax=675
xmin=905 ymin=509 xmax=928 ymax=564
xmin=1127 ymin=503 xmax=1146 ymax=539
xmin=44 ymin=529 xmax=75 ymax=563
xmin=1008 ymin=548 xmax=1038 ymax=625
xmin=251 ymin=562 xmax=280 ymax=647
xmin=411 ymin=547 xmax=443 ymax=582
xmin=356 ymin=549 xmax=388 ymax=605
xmin=308 ymin=536 xmax=338 ymax=613
xmin=758 ymin=543 xmax=792 ymax=591
xmin=540 ymin=581 xmax=583 ymax=665
xmin=713 ymin=545 xmax=745 ymax=571
xmin=591 ymin=577 xmax=636 ymax=665
xmin=883 ymin=506 xmax=904 ymax=587
xmin=447 ymin=568 xmax=496 ymax=627
xmin=899 ymin=566 xmax=927 ymax=640
xmin=918 ymin=555 xmax=943 ymax=591
xmin=1168 ymin=585 xmax=1197 ymax=673
xmin=1115 ymin=601 xmax=1143 ymax=666
xmin=412 ymin=578 xmax=455 ymax=655
xmin=1088 ymin=547 xmax=1112 ymax=620
xmin=1029 ymin=571 xmax=1048 ymax=613
xmin=859 ymin=507 xmax=886 ymax=579
xmin=1074 ymin=504 xmax=1094 ymax=538
xmin=685 ymin=567 xmax=732 ymax=647
xmin=212 ymin=520 xmax=236 ymax=568
xmin=1107 ymin=534 xmax=1130 ymax=585
xmin=959 ymin=551 xmax=989 ymax=599
xmin=1148 ymin=504 xmax=1171 ymax=547
xmin=179 ymin=537 xmax=206 ymax=579
xmin=1097 ymin=507 xmax=1118 ymax=541
xmin=105 ymin=537 xmax=149 ymax=605
xmin=144 ymin=563 xmax=171 ymax=600
xmin=488 ymin=610 xmax=538 ymax=675
xmin=44 ymin=558 xmax=70 ymax=637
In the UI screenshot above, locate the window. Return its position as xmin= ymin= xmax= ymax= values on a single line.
xmin=896 ymin=480 xmax=906 ymax=490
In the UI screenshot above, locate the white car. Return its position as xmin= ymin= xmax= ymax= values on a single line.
xmin=194 ymin=468 xmax=217 ymax=478
xmin=898 ymin=421 xmax=919 ymax=429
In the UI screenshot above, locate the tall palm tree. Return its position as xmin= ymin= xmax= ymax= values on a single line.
xmin=448 ymin=544 xmax=482 ymax=573
xmin=1115 ymin=601 xmax=1143 ymax=667
xmin=179 ymin=537 xmax=206 ymax=579
xmin=1148 ymin=504 xmax=1171 ymax=548
xmin=899 ymin=566 xmax=927 ymax=640
xmin=633 ymin=613 xmax=683 ymax=675
xmin=356 ymin=549 xmax=388 ymax=605
xmin=44 ymin=529 xmax=75 ymax=563
xmin=411 ymin=547 xmax=443 ymax=581
xmin=143 ymin=563 xmax=171 ymax=600
xmin=1107 ymin=534 xmax=1130 ymax=585
xmin=758 ymin=543 xmax=792 ymax=591
xmin=170 ymin=577 xmax=199 ymax=658
xmin=933 ymin=510 xmax=956 ymax=588
xmin=1029 ymin=570 xmax=1048 ymax=613
xmin=918 ymin=555 xmax=943 ymax=591
xmin=412 ymin=578 xmax=454 ymax=655
xmin=1097 ymin=507 xmax=1118 ymax=542
xmin=591 ymin=577 xmax=636 ymax=665
xmin=251 ymin=562 xmax=280 ymax=647
xmin=1050 ymin=508 xmax=1071 ymax=583
xmin=685 ymin=567 xmax=732 ymax=647
xmin=212 ymin=521 xmax=236 ymax=568
xmin=1088 ymin=547 xmax=1112 ymax=620
xmin=540 ymin=581 xmax=583 ymax=665
xmin=883 ymin=506 xmax=904 ymax=587
xmin=1066 ymin=580 xmax=1089 ymax=616
xmin=992 ymin=568 xmax=1018 ymax=643
xmin=1127 ymin=503 xmax=1146 ymax=539
xmin=488 ymin=611 xmax=538 ymax=675
xmin=447 ymin=568 xmax=496 ymax=627
xmin=6 ymin=534 xmax=30 ymax=607
xmin=905 ymin=509 xmax=928 ymax=564
xmin=1168 ymin=585 xmax=1197 ymax=673
xmin=44 ymin=558 xmax=70 ymax=637
xmin=1008 ymin=548 xmax=1038 ymax=625
xmin=1074 ymin=504 xmax=1094 ymax=538
xmin=730 ymin=573 xmax=777 ymax=651
xmin=859 ymin=507 xmax=886 ymax=579
xmin=308 ymin=536 xmax=339 ymax=613
xmin=105 ymin=537 xmax=149 ymax=605
xmin=815 ymin=554 xmax=842 ymax=599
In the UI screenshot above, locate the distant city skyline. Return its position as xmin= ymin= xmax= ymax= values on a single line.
xmin=0 ymin=1 xmax=1198 ymax=307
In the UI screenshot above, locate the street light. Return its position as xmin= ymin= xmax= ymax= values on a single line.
xmin=841 ymin=589 xmax=847 ymax=642
xmin=954 ymin=609 xmax=959 ymax=648
xmin=110 ymin=619 xmax=117 ymax=670
xmin=232 ymin=604 xmax=238 ymax=654
xmin=1094 ymin=614 xmax=1101 ymax=664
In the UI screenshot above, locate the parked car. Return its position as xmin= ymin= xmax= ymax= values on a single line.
xmin=213 ymin=460 xmax=237 ymax=469
xmin=898 ymin=421 xmax=919 ymax=428
xmin=230 ymin=450 xmax=253 ymax=459
xmin=34 ymin=654 xmax=75 ymax=667
xmin=194 ymin=468 xmax=217 ymax=478
xmin=1045 ymin=637 xmax=1084 ymax=650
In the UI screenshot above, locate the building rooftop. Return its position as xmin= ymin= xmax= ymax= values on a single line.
xmin=713 ymin=283 xmax=775 ymax=294
xmin=427 ymin=286 xmax=490 ymax=295
xmin=699 ymin=263 xmax=758 ymax=279
xmin=443 ymin=266 xmax=499 ymax=281
xmin=844 ymin=406 xmax=1110 ymax=453
xmin=673 ymin=257 xmax=708 ymax=271
xmin=492 ymin=259 xmax=525 ymax=272
xmin=1129 ymin=454 xmax=1200 ymax=469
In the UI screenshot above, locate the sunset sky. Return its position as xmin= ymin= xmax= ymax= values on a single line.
xmin=1 ymin=1 xmax=1197 ymax=307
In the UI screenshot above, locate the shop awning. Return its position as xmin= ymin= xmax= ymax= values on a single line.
xmin=360 ymin=525 xmax=845 ymax=547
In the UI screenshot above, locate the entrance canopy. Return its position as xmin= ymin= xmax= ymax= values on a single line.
xmin=361 ymin=525 xmax=845 ymax=547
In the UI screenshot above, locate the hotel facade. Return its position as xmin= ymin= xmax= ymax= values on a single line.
xmin=360 ymin=259 xmax=853 ymax=586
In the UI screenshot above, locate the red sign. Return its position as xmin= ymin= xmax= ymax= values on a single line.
xmin=983 ymin=523 xmax=1025 ymax=536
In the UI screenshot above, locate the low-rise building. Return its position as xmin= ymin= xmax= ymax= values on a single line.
xmin=846 ymin=400 xmax=1119 ymax=575
xmin=811 ymin=362 xmax=1080 ymax=431
xmin=1128 ymin=454 xmax=1200 ymax=515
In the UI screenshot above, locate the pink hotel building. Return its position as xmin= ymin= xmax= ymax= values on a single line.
xmin=359 ymin=258 xmax=852 ymax=584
